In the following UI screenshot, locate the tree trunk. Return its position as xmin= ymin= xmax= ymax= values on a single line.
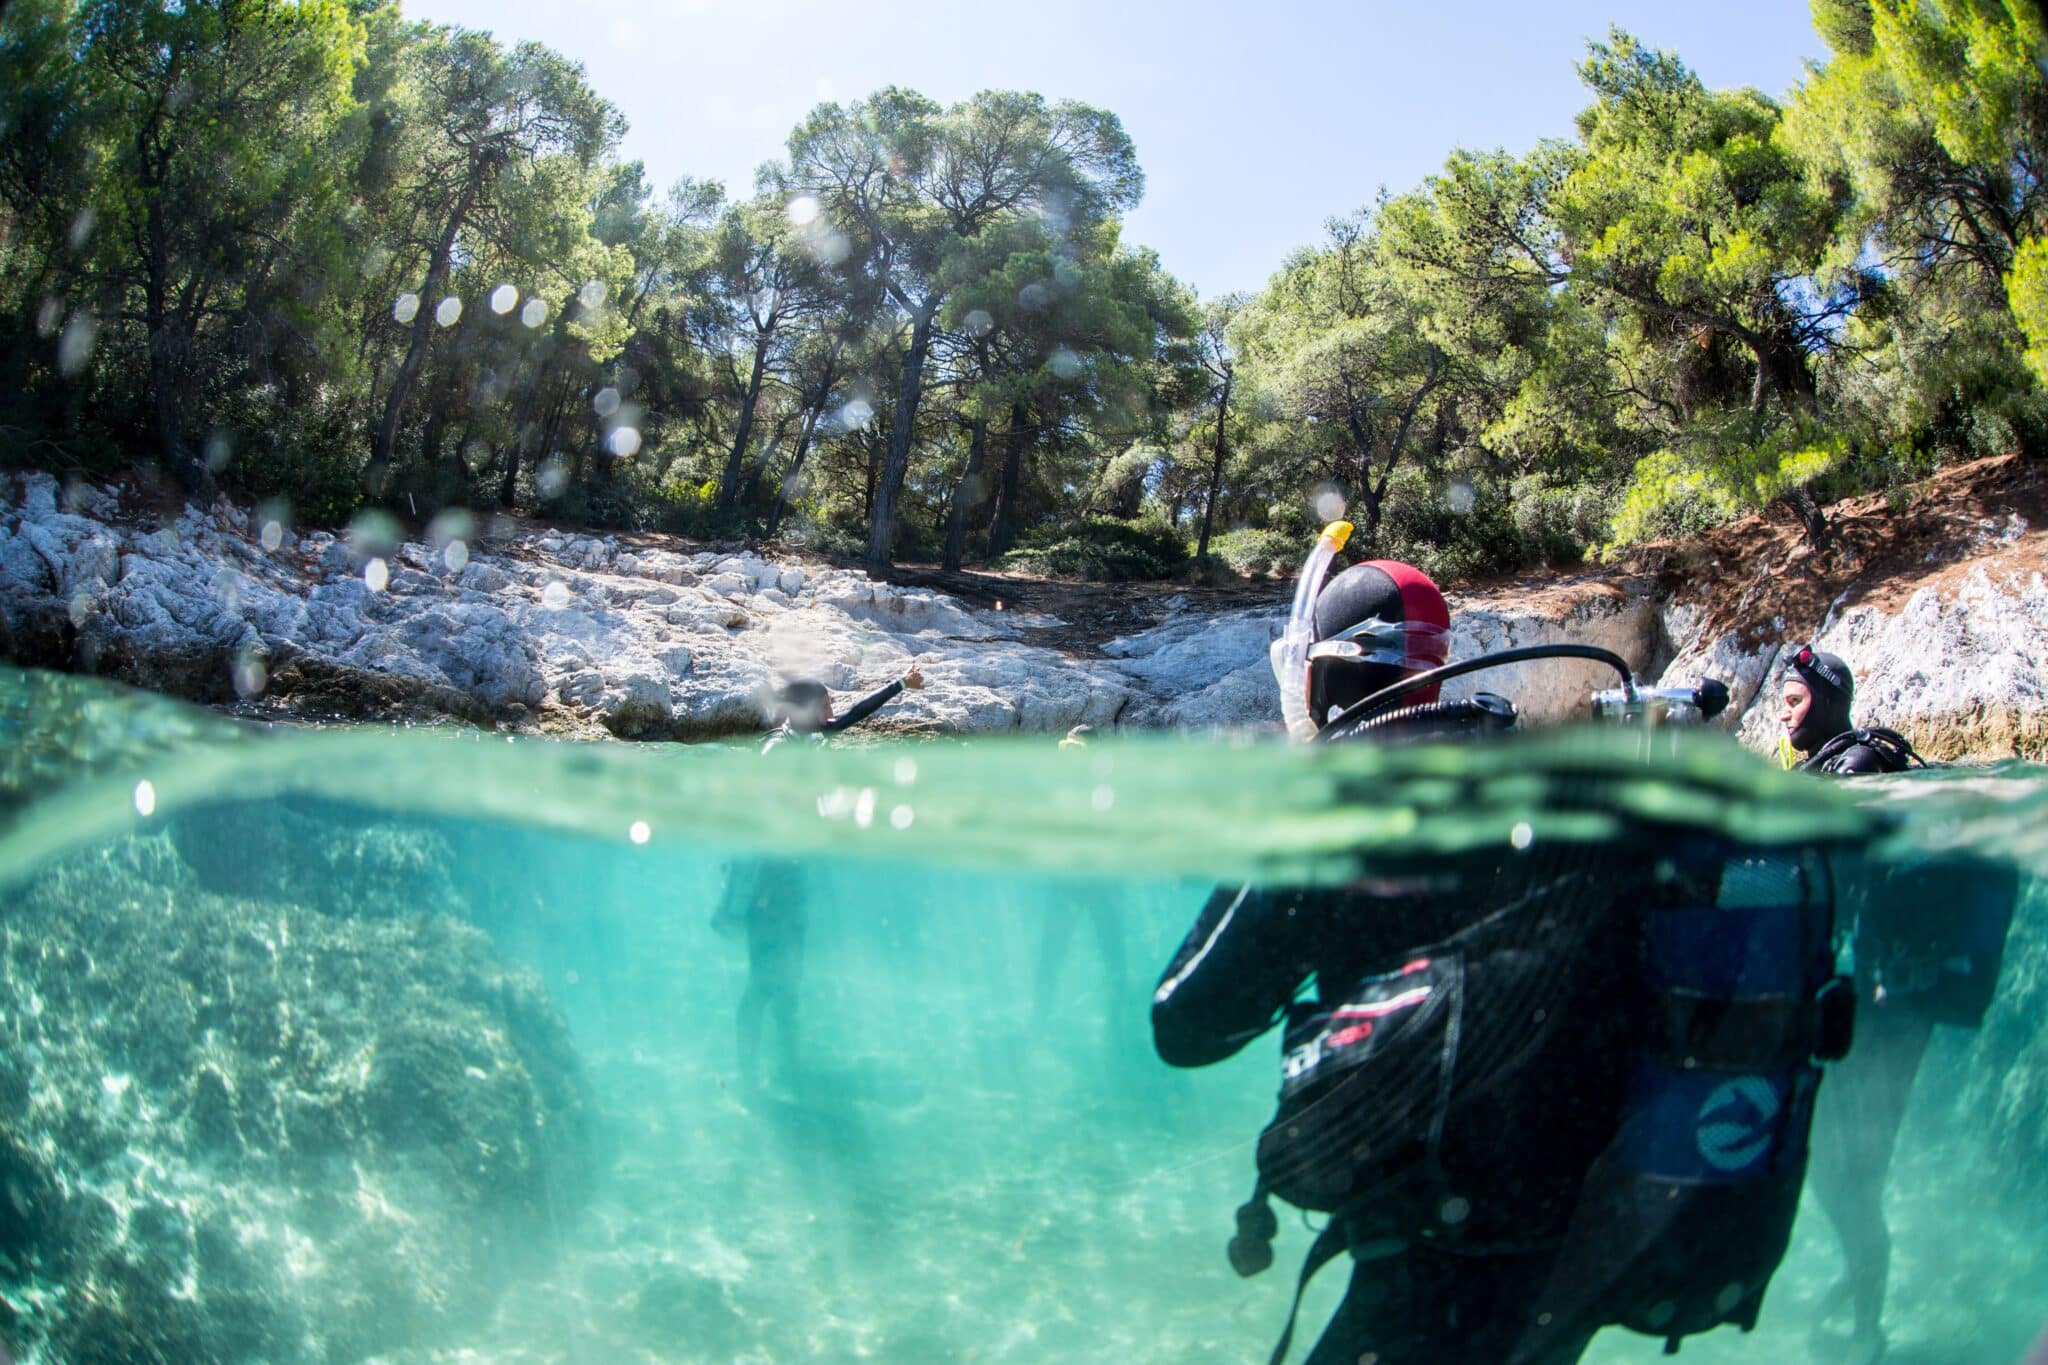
xmin=765 ymin=401 xmax=825 ymax=538
xmin=987 ymin=404 xmax=1031 ymax=557
xmin=1196 ymin=371 xmax=1233 ymax=560
xmin=864 ymin=300 xmax=939 ymax=573
xmin=717 ymin=336 xmax=773 ymax=507
xmin=142 ymin=190 xmax=210 ymax=494
xmin=372 ymin=164 xmax=488 ymax=488
xmin=942 ymin=416 xmax=989 ymax=570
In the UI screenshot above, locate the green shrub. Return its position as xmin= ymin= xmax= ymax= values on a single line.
xmin=992 ymin=515 xmax=1190 ymax=581
xmin=1206 ymin=527 xmax=1301 ymax=577
xmin=1606 ymin=430 xmax=1848 ymax=548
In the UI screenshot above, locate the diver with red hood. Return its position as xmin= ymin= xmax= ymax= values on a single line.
xmin=1153 ymin=529 xmax=1627 ymax=1365
xmin=1154 ymin=525 xmax=1853 ymax=1365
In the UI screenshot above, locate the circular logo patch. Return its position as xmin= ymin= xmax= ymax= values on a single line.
xmin=1695 ymin=1076 xmax=1780 ymax=1173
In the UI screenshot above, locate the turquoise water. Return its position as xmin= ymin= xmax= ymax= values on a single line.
xmin=0 ymin=665 xmax=2043 ymax=1363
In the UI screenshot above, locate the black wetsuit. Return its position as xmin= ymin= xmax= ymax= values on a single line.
xmin=817 ymin=678 xmax=905 ymax=734
xmin=726 ymin=679 xmax=906 ymax=1086
xmin=719 ymin=857 xmax=808 ymax=1088
xmin=1152 ymin=708 xmax=1637 ymax=1365
xmin=1799 ymin=736 xmax=1895 ymax=775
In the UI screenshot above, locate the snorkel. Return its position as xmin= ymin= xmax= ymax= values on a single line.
xmin=1271 ymin=520 xmax=1353 ymax=741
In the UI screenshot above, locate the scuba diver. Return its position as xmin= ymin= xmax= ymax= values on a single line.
xmin=1780 ymin=645 xmax=1924 ymax=775
xmin=712 ymin=856 xmax=809 ymax=1096
xmin=717 ymin=666 xmax=925 ymax=1094
xmin=1779 ymin=646 xmax=2018 ymax=1364
xmin=1154 ymin=523 xmax=1851 ymax=1365
xmin=767 ymin=665 xmax=925 ymax=737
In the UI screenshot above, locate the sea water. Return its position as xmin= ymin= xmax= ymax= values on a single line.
xmin=0 ymin=664 xmax=2042 ymax=1364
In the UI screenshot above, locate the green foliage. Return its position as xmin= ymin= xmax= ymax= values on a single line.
xmin=1204 ymin=527 xmax=1300 ymax=577
xmin=2009 ymin=236 xmax=2048 ymax=388
xmin=992 ymin=516 xmax=1189 ymax=582
xmin=4 ymin=6 xmax=2048 ymax=581
xmin=1609 ymin=430 xmax=1847 ymax=546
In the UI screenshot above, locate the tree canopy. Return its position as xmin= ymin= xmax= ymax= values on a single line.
xmin=4 ymin=3 xmax=2045 ymax=578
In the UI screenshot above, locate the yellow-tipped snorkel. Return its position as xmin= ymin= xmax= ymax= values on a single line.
xmin=1270 ymin=521 xmax=1354 ymax=741
xmin=1778 ymin=735 xmax=1798 ymax=770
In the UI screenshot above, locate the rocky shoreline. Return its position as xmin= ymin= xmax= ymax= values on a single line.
xmin=3 ymin=465 xmax=2044 ymax=758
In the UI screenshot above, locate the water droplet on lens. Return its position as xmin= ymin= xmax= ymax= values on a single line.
xmin=542 ymin=580 xmax=570 ymax=610
xmin=234 ymin=653 xmax=267 ymax=699
xmin=444 ymin=539 xmax=469 ymax=572
xmin=57 ymin=313 xmax=97 ymax=376
xmin=963 ymin=309 xmax=994 ymax=338
xmin=1314 ymin=486 xmax=1348 ymax=523
xmin=1091 ymin=784 xmax=1115 ymax=812
xmin=1447 ymin=480 xmax=1476 ymax=516
xmin=489 ymin=283 xmax=519 ymax=314
xmin=893 ymin=758 xmax=918 ymax=786
xmin=537 ymin=455 xmax=569 ymax=499
xmin=1048 ymin=347 xmax=1083 ymax=380
xmin=364 ymin=558 xmax=389 ymax=592
xmin=521 ymin=298 xmax=549 ymax=328
xmin=629 ymin=820 xmax=650 ymax=844
xmin=260 ymin=521 xmax=284 ymax=552
xmin=1510 ymin=822 xmax=1534 ymax=851
xmin=434 ymin=296 xmax=462 ymax=327
xmin=579 ymin=280 xmax=608 ymax=310
xmin=593 ymin=387 xmax=621 ymax=418
xmin=605 ymin=427 xmax=641 ymax=458
xmin=890 ymin=805 xmax=914 ymax=830
xmin=786 ymin=195 xmax=821 ymax=226
xmin=854 ymin=788 xmax=877 ymax=829
xmin=133 ymin=780 xmax=156 ymax=817
xmin=393 ymin=292 xmax=420 ymax=323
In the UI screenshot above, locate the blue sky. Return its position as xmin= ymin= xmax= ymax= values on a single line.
xmin=404 ymin=0 xmax=1827 ymax=299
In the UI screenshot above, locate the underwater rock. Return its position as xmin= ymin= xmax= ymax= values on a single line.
xmin=0 ymin=831 xmax=596 ymax=1362
xmin=168 ymin=796 xmax=468 ymax=920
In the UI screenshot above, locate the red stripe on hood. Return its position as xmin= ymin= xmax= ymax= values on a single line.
xmin=1361 ymin=559 xmax=1450 ymax=704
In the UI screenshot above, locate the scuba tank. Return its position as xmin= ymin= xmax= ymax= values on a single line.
xmin=1527 ymin=842 xmax=1854 ymax=1353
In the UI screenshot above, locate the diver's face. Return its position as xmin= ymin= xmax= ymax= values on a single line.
xmin=1780 ymin=677 xmax=1812 ymax=739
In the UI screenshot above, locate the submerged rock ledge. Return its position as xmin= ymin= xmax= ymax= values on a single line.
xmin=3 ymin=467 xmax=2044 ymax=757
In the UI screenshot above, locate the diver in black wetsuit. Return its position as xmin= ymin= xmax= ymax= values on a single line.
xmin=713 ymin=856 xmax=809 ymax=1093
xmin=769 ymin=665 xmax=925 ymax=737
xmin=1153 ymin=554 xmax=1631 ymax=1365
xmin=719 ymin=666 xmax=925 ymax=1093
xmin=1783 ymin=648 xmax=2012 ymax=1365
xmin=1781 ymin=646 xmax=1922 ymax=776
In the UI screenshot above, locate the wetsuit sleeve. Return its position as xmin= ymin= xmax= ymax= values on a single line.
xmin=1151 ymin=885 xmax=1316 ymax=1068
xmin=820 ymin=677 xmax=906 ymax=734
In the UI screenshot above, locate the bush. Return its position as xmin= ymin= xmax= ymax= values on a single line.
xmin=992 ymin=515 xmax=1190 ymax=581
xmin=1606 ymin=431 xmax=1847 ymax=548
xmin=1206 ymin=527 xmax=1301 ymax=577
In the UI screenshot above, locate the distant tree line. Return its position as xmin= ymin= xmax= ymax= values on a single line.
xmin=2 ymin=1 xmax=2045 ymax=579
